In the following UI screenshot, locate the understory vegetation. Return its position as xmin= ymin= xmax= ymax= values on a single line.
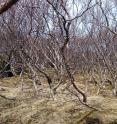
xmin=0 ymin=0 xmax=117 ymax=124
xmin=0 ymin=74 xmax=117 ymax=124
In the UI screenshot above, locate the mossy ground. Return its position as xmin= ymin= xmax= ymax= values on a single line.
xmin=0 ymin=73 xmax=117 ymax=124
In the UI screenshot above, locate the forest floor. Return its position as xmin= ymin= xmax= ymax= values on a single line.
xmin=0 ymin=73 xmax=117 ymax=124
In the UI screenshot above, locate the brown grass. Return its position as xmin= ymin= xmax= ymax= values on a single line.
xmin=0 ymin=74 xmax=117 ymax=124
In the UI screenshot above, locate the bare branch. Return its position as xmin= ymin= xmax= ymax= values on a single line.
xmin=0 ymin=0 xmax=19 ymax=14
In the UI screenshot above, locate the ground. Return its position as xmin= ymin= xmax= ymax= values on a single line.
xmin=0 ymin=74 xmax=117 ymax=124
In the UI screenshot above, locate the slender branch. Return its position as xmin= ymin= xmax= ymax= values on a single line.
xmin=0 ymin=0 xmax=19 ymax=14
xmin=69 ymin=2 xmax=98 ymax=21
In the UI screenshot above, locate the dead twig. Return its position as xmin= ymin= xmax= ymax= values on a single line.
xmin=77 ymin=110 xmax=96 ymax=123
xmin=0 ymin=94 xmax=16 ymax=100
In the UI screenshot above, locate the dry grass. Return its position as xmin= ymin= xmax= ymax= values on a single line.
xmin=0 ymin=74 xmax=117 ymax=124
